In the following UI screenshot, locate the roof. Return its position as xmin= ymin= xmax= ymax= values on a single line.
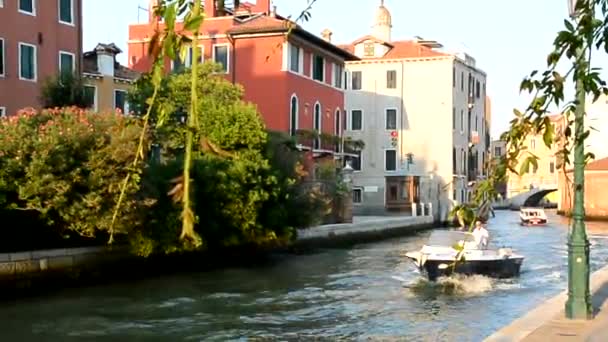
xmin=338 ymin=39 xmax=448 ymax=59
xmin=586 ymin=157 xmax=608 ymax=171
xmin=226 ymin=15 xmax=359 ymax=61
xmin=83 ymin=43 xmax=140 ymax=81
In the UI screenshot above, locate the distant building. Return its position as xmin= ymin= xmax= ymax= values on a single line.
xmin=507 ymin=115 xmax=562 ymax=202
xmin=559 ymin=157 xmax=608 ymax=219
xmin=127 ymin=0 xmax=358 ymax=162
xmin=82 ymin=43 xmax=140 ymax=113
xmin=339 ymin=1 xmax=489 ymax=221
xmin=490 ymin=139 xmax=507 ymax=199
xmin=0 ymin=0 xmax=83 ymax=116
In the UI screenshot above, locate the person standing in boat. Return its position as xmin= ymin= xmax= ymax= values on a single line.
xmin=472 ymin=220 xmax=490 ymax=249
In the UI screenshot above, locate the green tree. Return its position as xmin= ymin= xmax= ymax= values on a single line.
xmin=40 ymin=72 xmax=92 ymax=109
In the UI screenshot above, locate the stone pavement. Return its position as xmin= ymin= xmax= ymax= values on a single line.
xmin=485 ymin=264 xmax=608 ymax=341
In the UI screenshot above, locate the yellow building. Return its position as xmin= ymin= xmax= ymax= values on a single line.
xmin=507 ymin=115 xmax=562 ymax=203
xmin=82 ymin=43 xmax=140 ymax=113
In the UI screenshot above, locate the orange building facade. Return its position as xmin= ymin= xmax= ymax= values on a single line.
xmin=559 ymin=157 xmax=608 ymax=219
xmin=0 ymin=0 xmax=83 ymax=116
xmin=127 ymin=0 xmax=358 ymax=151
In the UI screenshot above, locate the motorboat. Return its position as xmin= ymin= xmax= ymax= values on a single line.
xmin=520 ymin=207 xmax=547 ymax=226
xmin=405 ymin=230 xmax=525 ymax=281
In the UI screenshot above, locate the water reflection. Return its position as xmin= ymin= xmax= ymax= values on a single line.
xmin=1 ymin=210 xmax=608 ymax=341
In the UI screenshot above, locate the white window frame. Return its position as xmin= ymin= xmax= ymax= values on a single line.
xmin=385 ymin=108 xmax=398 ymax=131
xmin=352 ymin=187 xmax=363 ymax=204
xmin=185 ymin=44 xmax=204 ymax=68
xmin=350 ymin=109 xmax=363 ymax=131
xmin=384 ymin=148 xmax=397 ymax=172
xmin=289 ymin=93 xmax=298 ymax=136
xmin=311 ymin=54 xmax=325 ymax=83
xmin=332 ymin=63 xmax=344 ymax=89
xmin=84 ymin=85 xmax=98 ymax=112
xmin=313 ymin=101 xmax=322 ymax=149
xmin=113 ymin=89 xmax=129 ymax=114
xmin=287 ymin=42 xmax=302 ymax=74
xmin=18 ymin=42 xmax=37 ymax=82
xmin=348 ymin=150 xmax=362 ymax=172
xmin=212 ymin=43 xmax=230 ymax=74
xmin=0 ymin=37 xmax=5 ymax=78
xmin=18 ymin=0 xmax=36 ymax=16
xmin=58 ymin=50 xmax=75 ymax=74
xmin=460 ymin=109 xmax=464 ymax=133
xmin=351 ymin=71 xmax=362 ymax=90
xmin=0 ymin=107 xmax=6 ymax=118
xmin=58 ymin=0 xmax=74 ymax=26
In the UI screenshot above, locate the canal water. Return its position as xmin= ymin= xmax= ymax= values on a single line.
xmin=2 ymin=211 xmax=608 ymax=341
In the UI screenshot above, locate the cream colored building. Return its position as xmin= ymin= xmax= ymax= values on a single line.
xmin=339 ymin=1 xmax=489 ymax=221
xmin=82 ymin=43 xmax=139 ymax=113
xmin=507 ymin=115 xmax=561 ymax=203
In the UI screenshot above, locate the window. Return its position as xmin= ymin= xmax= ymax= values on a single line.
xmin=0 ymin=0 xmax=4 ymax=8
xmin=475 ymin=116 xmax=478 ymax=131
xmin=59 ymin=0 xmax=73 ymax=24
xmin=0 ymin=38 xmax=4 ymax=77
xmin=364 ymin=42 xmax=374 ymax=57
xmin=385 ymin=149 xmax=397 ymax=171
xmin=334 ymin=109 xmax=341 ymax=152
xmin=353 ymin=188 xmax=363 ymax=204
xmin=494 ymin=146 xmax=502 ymax=157
xmin=461 ymin=149 xmax=466 ymax=174
xmin=0 ymin=107 xmax=5 ymax=117
xmin=385 ymin=109 xmax=397 ymax=130
xmin=351 ymin=110 xmax=362 ymax=131
xmin=59 ymin=51 xmax=75 ymax=74
xmin=171 ymin=55 xmax=184 ymax=72
xmin=386 ymin=70 xmax=397 ymax=89
xmin=452 ymin=107 xmax=456 ymax=130
xmin=452 ymin=148 xmax=457 ymax=174
xmin=460 ymin=110 xmax=464 ymax=132
xmin=114 ymin=90 xmax=128 ymax=113
xmin=476 ymin=80 xmax=481 ymax=99
xmin=289 ymin=43 xmax=301 ymax=73
xmin=312 ymin=55 xmax=324 ymax=82
xmin=452 ymin=67 xmax=456 ymax=88
xmin=289 ymin=95 xmax=298 ymax=136
xmin=19 ymin=0 xmax=35 ymax=15
xmin=84 ymin=85 xmax=97 ymax=111
xmin=346 ymin=150 xmax=361 ymax=171
xmin=213 ymin=44 xmax=229 ymax=73
xmin=185 ymin=45 xmax=203 ymax=67
xmin=550 ymin=161 xmax=555 ymax=173
xmin=333 ymin=64 xmax=343 ymax=88
xmin=351 ymin=71 xmax=362 ymax=90
xmin=19 ymin=43 xmax=37 ymax=81
xmin=460 ymin=71 xmax=464 ymax=91
xmin=313 ymin=103 xmax=321 ymax=149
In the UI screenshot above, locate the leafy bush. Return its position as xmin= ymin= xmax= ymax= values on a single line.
xmin=0 ymin=107 xmax=149 ymax=240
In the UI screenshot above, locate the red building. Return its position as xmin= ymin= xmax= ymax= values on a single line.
xmin=0 ymin=0 xmax=83 ymax=116
xmin=128 ymin=0 xmax=358 ymax=154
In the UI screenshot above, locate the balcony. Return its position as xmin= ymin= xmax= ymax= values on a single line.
xmin=295 ymin=129 xmax=365 ymax=159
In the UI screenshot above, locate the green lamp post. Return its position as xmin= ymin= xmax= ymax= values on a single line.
xmin=565 ymin=0 xmax=593 ymax=320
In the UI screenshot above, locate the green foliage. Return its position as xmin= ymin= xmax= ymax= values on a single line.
xmin=40 ymin=72 xmax=92 ymax=109
xmin=0 ymin=108 xmax=149 ymax=239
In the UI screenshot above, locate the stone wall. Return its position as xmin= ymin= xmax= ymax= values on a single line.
xmin=0 ymin=246 xmax=128 ymax=279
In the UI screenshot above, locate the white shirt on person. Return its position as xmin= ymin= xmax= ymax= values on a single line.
xmin=472 ymin=227 xmax=489 ymax=249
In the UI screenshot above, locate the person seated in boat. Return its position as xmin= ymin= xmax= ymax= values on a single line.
xmin=472 ymin=220 xmax=490 ymax=249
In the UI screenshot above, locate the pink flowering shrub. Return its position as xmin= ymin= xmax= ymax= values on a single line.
xmin=0 ymin=107 xmax=150 ymax=238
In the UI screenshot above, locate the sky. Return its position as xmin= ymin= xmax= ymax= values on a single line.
xmin=84 ymin=0 xmax=593 ymax=139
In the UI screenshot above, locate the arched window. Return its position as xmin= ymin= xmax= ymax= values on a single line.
xmin=334 ymin=108 xmax=341 ymax=152
xmin=290 ymin=94 xmax=298 ymax=136
xmin=314 ymin=102 xmax=321 ymax=150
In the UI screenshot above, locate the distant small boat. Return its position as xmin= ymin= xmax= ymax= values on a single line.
xmin=520 ymin=207 xmax=547 ymax=226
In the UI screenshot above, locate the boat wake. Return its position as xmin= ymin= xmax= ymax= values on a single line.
xmin=403 ymin=274 xmax=495 ymax=297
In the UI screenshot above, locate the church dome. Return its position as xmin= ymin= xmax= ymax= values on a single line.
xmin=375 ymin=1 xmax=392 ymax=27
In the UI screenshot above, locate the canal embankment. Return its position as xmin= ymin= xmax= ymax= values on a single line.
xmin=485 ymin=263 xmax=608 ymax=341
xmin=0 ymin=214 xmax=435 ymax=297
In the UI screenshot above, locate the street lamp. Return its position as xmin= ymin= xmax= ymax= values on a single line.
xmin=565 ymin=0 xmax=593 ymax=320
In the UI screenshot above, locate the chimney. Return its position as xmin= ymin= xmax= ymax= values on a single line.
xmin=321 ymin=29 xmax=333 ymax=43
xmin=271 ymin=5 xmax=277 ymax=17
xmin=204 ymin=0 xmax=217 ymax=18
xmin=253 ymin=0 xmax=271 ymax=14
xmin=148 ymin=0 xmax=159 ymax=23
xmin=96 ymin=47 xmax=115 ymax=77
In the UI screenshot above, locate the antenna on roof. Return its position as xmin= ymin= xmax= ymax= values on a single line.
xmin=137 ymin=5 xmax=149 ymax=23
